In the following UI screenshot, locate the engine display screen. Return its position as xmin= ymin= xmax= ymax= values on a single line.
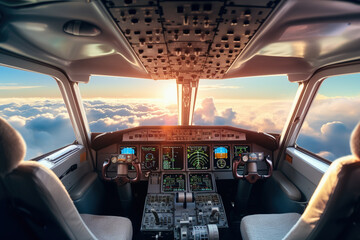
xmin=233 ymin=145 xmax=250 ymax=157
xmin=162 ymin=174 xmax=186 ymax=192
xmin=213 ymin=146 xmax=230 ymax=169
xmin=141 ymin=146 xmax=159 ymax=170
xmin=187 ymin=146 xmax=210 ymax=170
xmin=162 ymin=146 xmax=184 ymax=170
xmin=189 ymin=173 xmax=213 ymax=191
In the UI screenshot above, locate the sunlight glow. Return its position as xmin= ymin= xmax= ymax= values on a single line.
xmin=162 ymin=84 xmax=178 ymax=104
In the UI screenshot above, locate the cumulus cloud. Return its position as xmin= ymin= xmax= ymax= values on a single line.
xmin=193 ymin=97 xmax=291 ymax=133
xmin=317 ymin=151 xmax=336 ymax=160
xmin=0 ymin=100 xmax=76 ymax=160
xmin=296 ymin=97 xmax=360 ymax=161
xmin=297 ymin=121 xmax=353 ymax=161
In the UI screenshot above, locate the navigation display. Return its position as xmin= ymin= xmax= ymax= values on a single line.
xmin=213 ymin=146 xmax=230 ymax=169
xmin=162 ymin=174 xmax=186 ymax=192
xmin=189 ymin=173 xmax=213 ymax=191
xmin=162 ymin=146 xmax=184 ymax=170
xmin=187 ymin=146 xmax=210 ymax=170
xmin=233 ymin=145 xmax=250 ymax=157
xmin=141 ymin=146 xmax=159 ymax=170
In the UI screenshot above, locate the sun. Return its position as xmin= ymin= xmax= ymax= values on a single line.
xmin=162 ymin=84 xmax=178 ymax=105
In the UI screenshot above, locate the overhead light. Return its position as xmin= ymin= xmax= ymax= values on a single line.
xmin=63 ymin=20 xmax=101 ymax=37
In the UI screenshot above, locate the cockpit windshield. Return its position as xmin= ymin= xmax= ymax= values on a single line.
xmin=80 ymin=76 xmax=178 ymax=132
xmin=79 ymin=75 xmax=298 ymax=133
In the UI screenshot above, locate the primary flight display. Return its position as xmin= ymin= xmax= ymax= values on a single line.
xmin=213 ymin=145 xmax=230 ymax=169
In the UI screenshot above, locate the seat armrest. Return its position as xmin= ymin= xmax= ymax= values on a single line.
xmin=273 ymin=171 xmax=301 ymax=201
xmin=69 ymin=172 xmax=97 ymax=201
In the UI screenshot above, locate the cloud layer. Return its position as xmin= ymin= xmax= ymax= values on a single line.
xmin=1 ymin=96 xmax=358 ymax=162
xmin=0 ymin=98 xmax=178 ymax=160
xmin=297 ymin=97 xmax=360 ymax=161
xmin=84 ymin=99 xmax=178 ymax=132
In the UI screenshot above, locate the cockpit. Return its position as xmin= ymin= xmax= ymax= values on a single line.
xmin=1 ymin=0 xmax=360 ymax=240
xmin=87 ymin=125 xmax=276 ymax=238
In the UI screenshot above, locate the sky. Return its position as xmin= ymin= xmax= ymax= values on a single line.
xmin=1 ymin=66 xmax=360 ymax=161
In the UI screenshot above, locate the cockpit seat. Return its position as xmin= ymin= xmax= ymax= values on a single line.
xmin=241 ymin=122 xmax=360 ymax=240
xmin=0 ymin=117 xmax=132 ymax=240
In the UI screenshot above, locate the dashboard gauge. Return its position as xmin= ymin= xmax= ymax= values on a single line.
xmin=249 ymin=153 xmax=258 ymax=161
xmin=242 ymin=155 xmax=249 ymax=163
xmin=144 ymin=153 xmax=156 ymax=169
xmin=146 ymin=153 xmax=154 ymax=161
xmin=216 ymin=159 xmax=227 ymax=169
xmin=142 ymin=146 xmax=159 ymax=170
xmin=111 ymin=156 xmax=118 ymax=163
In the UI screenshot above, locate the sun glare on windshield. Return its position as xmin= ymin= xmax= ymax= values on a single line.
xmin=162 ymin=83 xmax=177 ymax=105
xmin=78 ymin=75 xmax=299 ymax=133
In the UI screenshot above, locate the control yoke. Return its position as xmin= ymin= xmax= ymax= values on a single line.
xmin=232 ymin=154 xmax=273 ymax=184
xmin=102 ymin=154 xmax=142 ymax=186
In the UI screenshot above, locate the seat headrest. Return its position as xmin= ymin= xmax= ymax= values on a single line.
xmin=350 ymin=122 xmax=360 ymax=159
xmin=0 ymin=117 xmax=26 ymax=176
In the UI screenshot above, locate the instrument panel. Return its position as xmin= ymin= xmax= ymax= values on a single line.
xmin=122 ymin=128 xmax=246 ymax=142
xmin=111 ymin=144 xmax=256 ymax=173
xmin=161 ymin=172 xmax=215 ymax=193
xmin=99 ymin=142 xmax=272 ymax=181
xmin=96 ymin=126 xmax=277 ymax=180
xmin=117 ymin=144 xmax=252 ymax=172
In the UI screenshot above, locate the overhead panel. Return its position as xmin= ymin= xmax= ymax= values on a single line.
xmin=102 ymin=0 xmax=280 ymax=81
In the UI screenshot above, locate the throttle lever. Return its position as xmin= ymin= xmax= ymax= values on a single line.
xmin=209 ymin=207 xmax=220 ymax=224
xmin=151 ymin=208 xmax=160 ymax=225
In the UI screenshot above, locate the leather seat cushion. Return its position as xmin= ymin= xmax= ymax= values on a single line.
xmin=241 ymin=213 xmax=301 ymax=240
xmin=81 ymin=214 xmax=133 ymax=240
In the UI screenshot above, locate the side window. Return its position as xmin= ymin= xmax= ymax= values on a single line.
xmin=0 ymin=66 xmax=75 ymax=160
xmin=297 ymin=73 xmax=360 ymax=162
